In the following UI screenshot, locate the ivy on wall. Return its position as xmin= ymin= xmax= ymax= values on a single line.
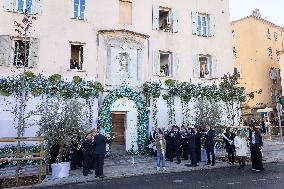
xmin=143 ymin=81 xmax=161 ymax=128
xmin=0 ymin=72 xmax=104 ymax=99
xmin=143 ymin=76 xmax=247 ymax=128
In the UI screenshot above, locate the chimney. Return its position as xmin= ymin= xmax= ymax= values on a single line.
xmin=252 ymin=9 xmax=261 ymax=18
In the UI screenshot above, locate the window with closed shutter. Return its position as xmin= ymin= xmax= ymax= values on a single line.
xmin=119 ymin=0 xmax=132 ymax=25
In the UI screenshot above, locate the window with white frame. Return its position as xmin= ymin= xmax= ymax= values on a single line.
xmin=197 ymin=14 xmax=208 ymax=36
xmin=3 ymin=0 xmax=41 ymax=14
xmin=268 ymin=47 xmax=273 ymax=59
xmin=193 ymin=54 xmax=217 ymax=79
xmin=192 ymin=12 xmax=216 ymax=37
xmin=17 ymin=0 xmax=32 ymax=13
xmin=73 ymin=0 xmax=86 ymax=20
xmin=70 ymin=44 xmax=84 ymax=70
xmin=152 ymin=6 xmax=179 ymax=33
xmin=152 ymin=51 xmax=180 ymax=77
xmin=13 ymin=40 xmax=30 ymax=67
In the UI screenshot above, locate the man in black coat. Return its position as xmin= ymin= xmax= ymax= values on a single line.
xmin=187 ymin=126 xmax=197 ymax=166
xmin=93 ymin=130 xmax=112 ymax=178
xmin=195 ymin=127 xmax=202 ymax=163
xmin=164 ymin=127 xmax=173 ymax=161
xmin=170 ymin=126 xmax=182 ymax=164
xmin=249 ymin=126 xmax=264 ymax=171
xmin=204 ymin=125 xmax=216 ymax=166
xmin=180 ymin=126 xmax=189 ymax=160
xmin=82 ymin=132 xmax=94 ymax=176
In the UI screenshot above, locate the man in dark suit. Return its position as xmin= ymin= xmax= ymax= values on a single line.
xmin=204 ymin=124 xmax=216 ymax=166
xmin=249 ymin=125 xmax=264 ymax=172
xmin=93 ymin=129 xmax=112 ymax=178
xmin=187 ymin=126 xmax=197 ymax=166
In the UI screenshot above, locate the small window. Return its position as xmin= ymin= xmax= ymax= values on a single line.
xmin=13 ymin=40 xmax=30 ymax=67
xmin=198 ymin=14 xmax=208 ymax=36
xmin=159 ymin=8 xmax=172 ymax=32
xmin=119 ymin=0 xmax=132 ymax=25
xmin=268 ymin=47 xmax=273 ymax=59
xmin=17 ymin=0 xmax=32 ymax=13
xmin=233 ymin=47 xmax=237 ymax=57
xmin=199 ymin=55 xmax=211 ymax=79
xmin=73 ymin=0 xmax=86 ymax=20
xmin=159 ymin=52 xmax=172 ymax=77
xmin=232 ymin=29 xmax=235 ymax=38
xmin=70 ymin=44 xmax=84 ymax=70
xmin=267 ymin=29 xmax=271 ymax=39
xmin=274 ymin=32 xmax=278 ymax=41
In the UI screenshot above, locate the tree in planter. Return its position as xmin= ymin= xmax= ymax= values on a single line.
xmin=37 ymin=96 xmax=91 ymax=163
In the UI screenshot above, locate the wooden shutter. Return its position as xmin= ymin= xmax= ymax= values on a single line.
xmin=173 ymin=53 xmax=180 ymax=78
xmin=172 ymin=9 xmax=179 ymax=33
xmin=32 ymin=0 xmax=42 ymax=15
xmin=152 ymin=5 xmax=159 ymax=31
xmin=3 ymin=0 xmax=15 ymax=11
xmin=191 ymin=11 xmax=198 ymax=35
xmin=209 ymin=15 xmax=216 ymax=37
xmin=152 ymin=50 xmax=160 ymax=76
xmin=211 ymin=56 xmax=218 ymax=78
xmin=28 ymin=38 xmax=40 ymax=68
xmin=193 ymin=54 xmax=200 ymax=78
xmin=0 ymin=35 xmax=12 ymax=67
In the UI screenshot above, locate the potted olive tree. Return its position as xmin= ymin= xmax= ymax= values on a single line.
xmin=37 ymin=96 xmax=90 ymax=179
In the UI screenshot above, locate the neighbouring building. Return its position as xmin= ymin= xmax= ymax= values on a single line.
xmin=232 ymin=9 xmax=284 ymax=117
xmin=0 ymin=0 xmax=234 ymax=152
xmin=279 ymin=51 xmax=284 ymax=96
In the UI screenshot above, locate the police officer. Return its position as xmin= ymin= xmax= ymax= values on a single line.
xmin=180 ymin=126 xmax=189 ymax=160
xmin=187 ymin=126 xmax=198 ymax=166
xmin=170 ymin=126 xmax=182 ymax=164
xmin=164 ymin=126 xmax=173 ymax=161
xmin=82 ymin=132 xmax=94 ymax=176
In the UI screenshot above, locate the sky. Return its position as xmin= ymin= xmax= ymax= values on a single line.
xmin=229 ymin=0 xmax=284 ymax=27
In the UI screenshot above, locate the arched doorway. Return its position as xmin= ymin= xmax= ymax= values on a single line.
xmin=98 ymin=86 xmax=148 ymax=154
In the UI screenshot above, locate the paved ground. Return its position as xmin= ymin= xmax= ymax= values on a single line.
xmin=34 ymin=162 xmax=284 ymax=189
xmin=2 ymin=137 xmax=284 ymax=189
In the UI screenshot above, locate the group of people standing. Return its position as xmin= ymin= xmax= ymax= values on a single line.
xmin=222 ymin=126 xmax=264 ymax=171
xmin=149 ymin=124 xmax=217 ymax=170
xmin=81 ymin=129 xmax=111 ymax=177
xmin=150 ymin=124 xmax=265 ymax=172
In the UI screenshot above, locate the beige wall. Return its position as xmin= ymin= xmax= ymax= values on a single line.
xmin=232 ymin=16 xmax=284 ymax=109
xmin=0 ymin=0 xmax=234 ymax=87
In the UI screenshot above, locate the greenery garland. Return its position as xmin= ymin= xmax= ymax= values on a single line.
xmin=0 ymin=72 xmax=104 ymax=99
xmin=143 ymin=81 xmax=161 ymax=128
xmin=98 ymin=86 xmax=149 ymax=154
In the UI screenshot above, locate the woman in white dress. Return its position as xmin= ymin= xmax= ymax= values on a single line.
xmin=234 ymin=130 xmax=248 ymax=171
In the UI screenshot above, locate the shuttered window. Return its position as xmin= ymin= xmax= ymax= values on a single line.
xmin=119 ymin=0 xmax=132 ymax=25
xmin=3 ymin=0 xmax=41 ymax=14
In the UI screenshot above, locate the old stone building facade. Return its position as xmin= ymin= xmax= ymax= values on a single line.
xmin=0 ymin=0 xmax=234 ymax=152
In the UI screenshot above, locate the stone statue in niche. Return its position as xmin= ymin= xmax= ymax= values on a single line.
xmin=119 ymin=52 xmax=129 ymax=73
xmin=118 ymin=52 xmax=131 ymax=84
